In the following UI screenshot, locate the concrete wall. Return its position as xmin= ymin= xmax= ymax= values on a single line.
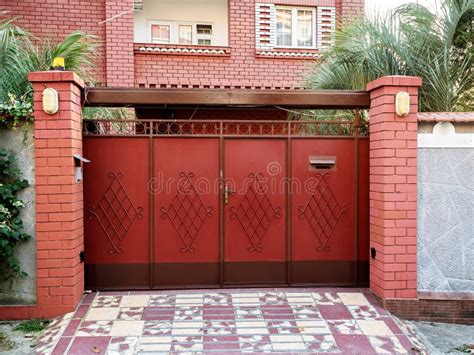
xmin=418 ymin=120 xmax=474 ymax=292
xmin=0 ymin=126 xmax=36 ymax=305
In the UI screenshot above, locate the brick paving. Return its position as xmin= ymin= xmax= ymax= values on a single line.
xmin=36 ymin=288 xmax=426 ymax=354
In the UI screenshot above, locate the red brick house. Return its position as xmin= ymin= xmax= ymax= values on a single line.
xmin=2 ymin=0 xmax=364 ymax=89
xmin=2 ymin=0 xmax=436 ymax=321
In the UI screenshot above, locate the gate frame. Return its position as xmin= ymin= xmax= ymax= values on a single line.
xmin=0 ymin=71 xmax=421 ymax=319
xmin=82 ymin=118 xmax=369 ymax=289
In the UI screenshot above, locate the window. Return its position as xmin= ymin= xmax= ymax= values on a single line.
xmin=275 ymin=7 xmax=315 ymax=48
xmin=179 ymin=25 xmax=193 ymax=45
xmin=197 ymin=24 xmax=213 ymax=46
xmin=151 ymin=24 xmax=171 ymax=44
xmin=149 ymin=22 xmax=213 ymax=46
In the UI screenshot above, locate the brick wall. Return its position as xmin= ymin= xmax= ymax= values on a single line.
xmin=104 ymin=0 xmax=135 ymax=87
xmin=134 ymin=0 xmax=310 ymax=89
xmin=1 ymin=0 xmax=364 ymax=88
xmin=338 ymin=0 xmax=364 ymax=23
xmin=1 ymin=72 xmax=84 ymax=319
xmin=367 ymin=76 xmax=422 ymax=300
xmin=0 ymin=0 xmax=107 ymax=84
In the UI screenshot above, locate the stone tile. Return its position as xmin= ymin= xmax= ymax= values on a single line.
xmin=312 ymin=292 xmax=342 ymax=305
xmin=119 ymin=295 xmax=150 ymax=308
xmin=107 ymin=336 xmax=139 ymax=355
xmin=347 ymin=305 xmax=380 ymax=319
xmin=174 ymin=305 xmax=203 ymax=321
xmin=67 ymin=336 xmax=110 ymax=354
xmin=77 ymin=321 xmax=113 ymax=336
xmin=36 ymin=289 xmax=420 ymax=354
xmin=92 ymin=295 xmax=121 ymax=308
xmin=368 ymin=335 xmax=408 ymax=353
xmin=338 ymin=292 xmax=370 ymax=306
xmin=204 ymin=293 xmax=232 ymax=306
xmin=286 ymin=294 xmax=315 ymax=305
xmin=238 ymin=334 xmax=272 ymax=352
xmin=143 ymin=320 xmax=172 ymax=336
xmin=85 ymin=307 xmax=119 ymax=321
xmin=327 ymin=319 xmax=364 ymax=335
xmin=117 ymin=307 xmax=144 ymax=320
xmin=319 ymin=304 xmax=353 ymax=319
xmin=51 ymin=337 xmax=72 ymax=355
xmin=235 ymin=320 xmax=268 ymax=335
xmin=333 ymin=333 xmax=377 ymax=354
xmin=138 ymin=336 xmax=172 ymax=352
xmin=203 ymin=320 xmax=237 ymax=335
xmin=295 ymin=319 xmax=330 ymax=334
xmin=357 ymin=320 xmax=394 ymax=336
xmin=110 ymin=321 xmax=145 ymax=337
xmin=303 ymin=334 xmax=340 ymax=352
xmin=149 ymin=294 xmax=176 ymax=306
xmin=235 ymin=306 xmax=263 ymax=319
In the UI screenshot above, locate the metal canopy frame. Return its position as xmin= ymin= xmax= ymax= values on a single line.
xmin=84 ymin=87 xmax=370 ymax=109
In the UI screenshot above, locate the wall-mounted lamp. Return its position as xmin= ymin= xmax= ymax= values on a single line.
xmin=42 ymin=88 xmax=59 ymax=115
xmin=395 ymin=91 xmax=410 ymax=117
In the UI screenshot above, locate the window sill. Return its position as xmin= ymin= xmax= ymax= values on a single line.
xmin=256 ymin=48 xmax=320 ymax=60
xmin=134 ymin=43 xmax=231 ymax=57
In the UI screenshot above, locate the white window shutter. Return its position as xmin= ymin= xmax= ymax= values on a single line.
xmin=255 ymin=3 xmax=276 ymax=50
xmin=316 ymin=6 xmax=336 ymax=50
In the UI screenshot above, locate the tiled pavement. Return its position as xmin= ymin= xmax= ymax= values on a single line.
xmin=36 ymin=288 xmax=426 ymax=354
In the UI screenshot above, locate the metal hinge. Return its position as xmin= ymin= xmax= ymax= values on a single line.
xmin=79 ymin=251 xmax=85 ymax=263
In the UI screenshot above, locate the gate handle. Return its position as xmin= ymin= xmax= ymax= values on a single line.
xmin=224 ymin=185 xmax=236 ymax=205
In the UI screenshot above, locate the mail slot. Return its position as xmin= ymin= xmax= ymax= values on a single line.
xmin=309 ymin=156 xmax=336 ymax=171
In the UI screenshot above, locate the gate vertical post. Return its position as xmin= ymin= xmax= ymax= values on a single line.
xmin=367 ymin=76 xmax=421 ymax=301
xmin=29 ymin=71 xmax=85 ymax=317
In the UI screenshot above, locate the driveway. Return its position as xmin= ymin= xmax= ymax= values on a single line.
xmin=36 ymin=288 xmax=425 ymax=354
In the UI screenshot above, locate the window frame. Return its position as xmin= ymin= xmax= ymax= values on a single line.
xmin=274 ymin=6 xmax=316 ymax=49
xmin=147 ymin=20 xmax=214 ymax=46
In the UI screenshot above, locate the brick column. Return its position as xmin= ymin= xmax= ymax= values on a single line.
xmin=367 ymin=76 xmax=422 ymax=301
xmin=29 ymin=71 xmax=85 ymax=317
xmin=105 ymin=0 xmax=135 ymax=87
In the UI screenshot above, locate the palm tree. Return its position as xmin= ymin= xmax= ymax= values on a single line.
xmin=307 ymin=0 xmax=473 ymax=112
xmin=0 ymin=18 xmax=98 ymax=105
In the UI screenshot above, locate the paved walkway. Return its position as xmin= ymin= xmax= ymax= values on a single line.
xmin=36 ymin=288 xmax=426 ymax=354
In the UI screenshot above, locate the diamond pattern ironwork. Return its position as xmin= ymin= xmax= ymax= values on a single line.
xmin=88 ymin=172 xmax=143 ymax=254
xmin=230 ymin=173 xmax=281 ymax=252
xmin=160 ymin=172 xmax=213 ymax=253
xmin=297 ymin=173 xmax=347 ymax=251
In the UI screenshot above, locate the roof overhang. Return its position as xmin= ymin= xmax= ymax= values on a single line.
xmin=84 ymin=87 xmax=370 ymax=109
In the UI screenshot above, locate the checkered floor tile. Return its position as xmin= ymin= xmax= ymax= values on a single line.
xmin=36 ymin=288 xmax=426 ymax=354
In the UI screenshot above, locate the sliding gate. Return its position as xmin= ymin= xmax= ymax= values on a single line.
xmin=83 ymin=118 xmax=369 ymax=290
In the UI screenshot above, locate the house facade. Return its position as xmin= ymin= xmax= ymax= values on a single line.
xmin=2 ymin=0 xmax=364 ymax=89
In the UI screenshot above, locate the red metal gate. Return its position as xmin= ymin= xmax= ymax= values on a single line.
xmin=83 ymin=118 xmax=368 ymax=289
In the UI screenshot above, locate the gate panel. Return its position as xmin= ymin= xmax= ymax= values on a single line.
xmin=84 ymin=138 xmax=150 ymax=289
xmin=224 ymin=139 xmax=286 ymax=285
xmin=291 ymin=139 xmax=356 ymax=285
xmin=154 ymin=138 xmax=220 ymax=287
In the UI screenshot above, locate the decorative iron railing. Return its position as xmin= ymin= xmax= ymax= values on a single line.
xmin=83 ymin=119 xmax=368 ymax=137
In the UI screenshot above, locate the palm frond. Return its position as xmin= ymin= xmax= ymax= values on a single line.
xmin=307 ymin=0 xmax=474 ymax=112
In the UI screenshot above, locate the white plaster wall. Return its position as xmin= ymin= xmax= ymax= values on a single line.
xmin=134 ymin=0 xmax=229 ymax=46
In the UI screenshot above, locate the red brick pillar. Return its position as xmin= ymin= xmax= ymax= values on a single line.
xmin=105 ymin=0 xmax=135 ymax=87
xmin=29 ymin=71 xmax=85 ymax=317
xmin=367 ymin=76 xmax=422 ymax=301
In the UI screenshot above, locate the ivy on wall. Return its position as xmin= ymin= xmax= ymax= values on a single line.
xmin=0 ymin=148 xmax=31 ymax=283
